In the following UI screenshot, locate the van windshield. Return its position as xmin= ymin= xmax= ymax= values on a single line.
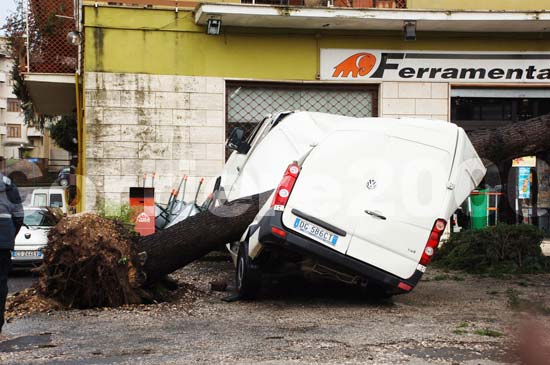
xmin=245 ymin=117 xmax=267 ymax=145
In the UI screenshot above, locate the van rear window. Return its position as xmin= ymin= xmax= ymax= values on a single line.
xmin=50 ymin=194 xmax=63 ymax=208
xmin=33 ymin=193 xmax=47 ymax=207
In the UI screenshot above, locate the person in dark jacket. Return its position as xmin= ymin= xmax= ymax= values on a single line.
xmin=0 ymin=172 xmax=24 ymax=339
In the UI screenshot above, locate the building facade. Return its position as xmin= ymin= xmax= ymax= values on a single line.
xmin=72 ymin=0 xmax=550 ymax=227
xmin=0 ymin=37 xmax=71 ymax=172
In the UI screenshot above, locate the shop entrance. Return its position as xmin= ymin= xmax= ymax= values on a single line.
xmin=451 ymin=88 xmax=550 ymax=234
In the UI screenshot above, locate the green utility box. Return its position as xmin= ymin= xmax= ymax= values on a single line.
xmin=470 ymin=189 xmax=488 ymax=230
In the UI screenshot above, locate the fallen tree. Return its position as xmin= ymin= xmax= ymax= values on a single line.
xmin=468 ymin=113 xmax=550 ymax=164
xmin=467 ymin=113 xmax=550 ymax=223
xmin=28 ymin=113 xmax=550 ymax=309
xmin=37 ymin=190 xmax=272 ymax=308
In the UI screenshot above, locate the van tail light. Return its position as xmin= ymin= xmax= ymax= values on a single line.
xmin=271 ymin=162 xmax=300 ymax=209
xmin=271 ymin=226 xmax=287 ymax=238
xmin=419 ymin=219 xmax=447 ymax=266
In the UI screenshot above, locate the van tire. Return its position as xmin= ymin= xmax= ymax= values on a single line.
xmin=236 ymin=241 xmax=261 ymax=300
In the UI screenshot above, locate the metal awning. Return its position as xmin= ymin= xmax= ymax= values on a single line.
xmin=195 ymin=4 xmax=550 ymax=33
xmin=23 ymin=73 xmax=76 ymax=115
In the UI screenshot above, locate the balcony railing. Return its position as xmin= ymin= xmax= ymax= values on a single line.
xmin=242 ymin=0 xmax=406 ymax=7
xmin=26 ymin=0 xmax=77 ymax=74
xmin=87 ymin=0 xmax=406 ymax=9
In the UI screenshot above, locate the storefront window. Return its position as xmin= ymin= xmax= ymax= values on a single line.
xmin=452 ymin=97 xmax=550 ymax=130
xmin=451 ymin=93 xmax=550 ymax=233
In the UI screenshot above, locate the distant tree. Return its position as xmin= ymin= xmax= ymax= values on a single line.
xmin=48 ymin=115 xmax=78 ymax=154
xmin=3 ymin=0 xmax=55 ymax=129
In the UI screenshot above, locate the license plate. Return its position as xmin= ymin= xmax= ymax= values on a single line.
xmin=294 ymin=218 xmax=339 ymax=246
xmin=12 ymin=250 xmax=43 ymax=258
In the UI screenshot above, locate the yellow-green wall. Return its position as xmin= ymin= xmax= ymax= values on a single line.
xmin=84 ymin=6 xmax=550 ymax=79
xmin=408 ymin=0 xmax=549 ymax=11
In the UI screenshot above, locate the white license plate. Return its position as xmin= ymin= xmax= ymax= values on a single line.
xmin=294 ymin=218 xmax=339 ymax=246
xmin=12 ymin=250 xmax=43 ymax=258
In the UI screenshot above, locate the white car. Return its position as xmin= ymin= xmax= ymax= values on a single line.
xmin=12 ymin=207 xmax=56 ymax=267
xmin=219 ymin=111 xmax=486 ymax=298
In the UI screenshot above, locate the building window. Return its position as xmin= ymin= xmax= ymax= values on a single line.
xmin=226 ymin=82 xmax=378 ymax=159
xmin=451 ymin=97 xmax=550 ymax=131
xmin=7 ymin=98 xmax=20 ymax=112
xmin=7 ymin=124 xmax=21 ymax=138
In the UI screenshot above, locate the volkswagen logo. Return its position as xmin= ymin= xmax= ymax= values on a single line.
xmin=366 ymin=179 xmax=377 ymax=190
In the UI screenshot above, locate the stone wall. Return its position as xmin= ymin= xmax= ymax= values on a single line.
xmin=380 ymin=82 xmax=449 ymax=121
xmin=84 ymin=72 xmax=225 ymax=211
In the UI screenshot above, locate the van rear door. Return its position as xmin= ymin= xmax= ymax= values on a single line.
xmin=282 ymin=124 xmax=457 ymax=279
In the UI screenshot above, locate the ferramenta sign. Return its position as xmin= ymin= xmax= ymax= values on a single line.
xmin=320 ymin=49 xmax=550 ymax=83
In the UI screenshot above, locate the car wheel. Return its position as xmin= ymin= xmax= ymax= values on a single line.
xmin=236 ymin=241 xmax=262 ymax=300
xmin=59 ymin=178 xmax=69 ymax=187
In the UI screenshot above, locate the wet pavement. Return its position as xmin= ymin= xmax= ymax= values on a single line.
xmin=2 ymin=255 xmax=549 ymax=364
xmin=8 ymin=271 xmax=37 ymax=295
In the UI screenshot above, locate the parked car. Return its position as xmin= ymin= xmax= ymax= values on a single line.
xmin=31 ymin=187 xmax=69 ymax=215
xmin=218 ymin=111 xmax=486 ymax=298
xmin=55 ymin=166 xmax=74 ymax=187
xmin=12 ymin=207 xmax=57 ymax=267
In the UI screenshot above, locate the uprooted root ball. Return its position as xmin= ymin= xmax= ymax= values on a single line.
xmin=37 ymin=213 xmax=148 ymax=308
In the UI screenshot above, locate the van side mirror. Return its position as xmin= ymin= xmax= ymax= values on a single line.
xmin=226 ymin=127 xmax=250 ymax=154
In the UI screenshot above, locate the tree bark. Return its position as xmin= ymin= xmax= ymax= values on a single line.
xmin=136 ymin=190 xmax=273 ymax=285
xmin=466 ymin=114 xmax=550 ymax=224
xmin=467 ymin=113 xmax=550 ymax=164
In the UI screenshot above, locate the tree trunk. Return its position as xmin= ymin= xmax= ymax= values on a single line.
xmin=137 ymin=190 xmax=273 ymax=284
xmin=466 ymin=114 xmax=550 ymax=225
xmin=467 ymin=114 xmax=550 ymax=164
xmin=38 ymin=190 xmax=273 ymax=308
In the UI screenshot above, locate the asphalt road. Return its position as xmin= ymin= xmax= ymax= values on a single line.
xmin=2 ymin=256 xmax=549 ymax=365
xmin=7 ymin=271 xmax=37 ymax=295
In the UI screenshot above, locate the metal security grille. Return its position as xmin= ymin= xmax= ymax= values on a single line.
xmin=226 ymin=82 xmax=378 ymax=158
xmin=27 ymin=0 xmax=77 ymax=73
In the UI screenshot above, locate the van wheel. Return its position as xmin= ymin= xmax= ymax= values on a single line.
xmin=236 ymin=241 xmax=261 ymax=300
xmin=59 ymin=178 xmax=69 ymax=187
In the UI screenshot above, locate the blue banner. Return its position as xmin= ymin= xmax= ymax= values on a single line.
xmin=518 ymin=167 xmax=531 ymax=200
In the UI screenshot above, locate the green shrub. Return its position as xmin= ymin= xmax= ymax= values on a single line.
xmin=433 ymin=224 xmax=550 ymax=274
xmin=98 ymin=202 xmax=135 ymax=227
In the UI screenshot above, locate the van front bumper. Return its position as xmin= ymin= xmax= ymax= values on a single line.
xmin=256 ymin=209 xmax=423 ymax=294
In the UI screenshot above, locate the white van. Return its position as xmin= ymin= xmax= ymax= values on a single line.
xmin=31 ymin=188 xmax=69 ymax=215
xmin=220 ymin=111 xmax=485 ymax=298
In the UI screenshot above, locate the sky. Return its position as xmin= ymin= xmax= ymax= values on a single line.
xmin=0 ymin=0 xmax=18 ymax=35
